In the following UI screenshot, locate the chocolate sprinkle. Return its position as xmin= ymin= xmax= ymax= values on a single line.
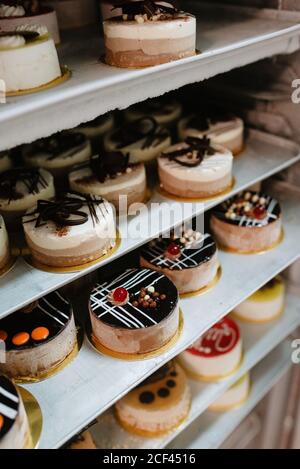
xmin=113 ymin=0 xmax=178 ymax=19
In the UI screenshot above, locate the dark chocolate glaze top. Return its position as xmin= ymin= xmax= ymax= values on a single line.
xmin=0 ymin=375 xmax=19 ymax=439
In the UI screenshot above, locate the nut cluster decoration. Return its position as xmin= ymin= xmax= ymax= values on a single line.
xmin=107 ymin=285 xmax=167 ymax=310
xmin=225 ymin=191 xmax=267 ymax=221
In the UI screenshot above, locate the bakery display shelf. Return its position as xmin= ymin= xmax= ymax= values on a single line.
xmin=1 ymin=3 xmax=300 ymax=150
xmin=1 ymin=130 xmax=299 ymax=320
xmin=167 ymin=341 xmax=292 ymax=449
xmin=83 ymin=296 xmax=300 ymax=449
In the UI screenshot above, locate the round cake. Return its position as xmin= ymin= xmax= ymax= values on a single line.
xmin=125 ymin=98 xmax=182 ymax=128
xmin=233 ymin=277 xmax=285 ymax=323
xmin=0 ymin=24 xmax=62 ymax=93
xmin=0 ymin=290 xmax=77 ymax=381
xmin=178 ymin=317 xmax=242 ymax=381
xmin=103 ymin=1 xmax=196 ymax=68
xmin=210 ymin=191 xmax=282 ymax=253
xmin=115 ymin=361 xmax=191 ymax=436
xmin=0 ymin=215 xmax=10 ymax=271
xmin=104 ymin=116 xmax=171 ymax=164
xmin=89 ymin=268 xmax=180 ymax=355
xmin=0 ymin=150 xmax=12 ymax=173
xmin=69 ymin=152 xmax=146 ymax=211
xmin=208 ymin=373 xmax=250 ymax=412
xmin=140 ymin=230 xmax=219 ymax=295
xmin=76 ymin=113 xmax=114 ymax=141
xmin=158 ymin=137 xmax=233 ymax=198
xmin=23 ymin=192 xmax=116 ymax=268
xmin=0 ymin=375 xmax=32 ymax=449
xmin=0 ymin=167 xmax=55 ymax=229
xmin=178 ymin=113 xmax=244 ymax=155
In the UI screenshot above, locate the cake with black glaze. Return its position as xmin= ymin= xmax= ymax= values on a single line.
xmin=210 ymin=190 xmax=282 ymax=253
xmin=125 ymin=97 xmax=182 ymax=128
xmin=0 ymin=290 xmax=77 ymax=381
xmin=89 ymin=268 xmax=179 ymax=355
xmin=0 ymin=375 xmax=32 ymax=448
xmin=140 ymin=229 xmax=219 ymax=295
xmin=115 ymin=360 xmax=191 ymax=436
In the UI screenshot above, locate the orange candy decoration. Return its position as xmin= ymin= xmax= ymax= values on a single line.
xmin=0 ymin=330 xmax=7 ymax=341
xmin=0 ymin=414 xmax=4 ymax=430
xmin=12 ymin=332 xmax=30 ymax=346
xmin=31 ymin=327 xmax=49 ymax=342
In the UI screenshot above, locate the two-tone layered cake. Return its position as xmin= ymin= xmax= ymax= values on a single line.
xmin=125 ymin=97 xmax=182 ymax=128
xmin=211 ymin=191 xmax=282 ymax=253
xmin=158 ymin=137 xmax=233 ymax=198
xmin=179 ymin=317 xmax=242 ymax=381
xmin=209 ymin=373 xmax=250 ymax=412
xmin=115 ymin=361 xmax=191 ymax=436
xmin=23 ymin=192 xmax=116 ymax=268
xmin=103 ymin=1 xmax=196 ymax=68
xmin=0 ymin=151 xmax=12 ymax=173
xmin=140 ymin=230 xmax=219 ymax=295
xmin=0 ymin=290 xmax=77 ymax=381
xmin=0 ymin=215 xmax=10 ymax=271
xmin=89 ymin=268 xmax=179 ymax=355
xmin=0 ymin=375 xmax=32 ymax=449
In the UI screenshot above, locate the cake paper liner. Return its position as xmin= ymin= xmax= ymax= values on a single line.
xmin=156 ymin=177 xmax=236 ymax=202
xmin=231 ymin=305 xmax=285 ymax=324
xmin=18 ymin=387 xmax=43 ymax=449
xmin=208 ymin=376 xmax=252 ymax=412
xmin=179 ymin=264 xmax=222 ymax=298
xmin=217 ymin=228 xmax=284 ymax=255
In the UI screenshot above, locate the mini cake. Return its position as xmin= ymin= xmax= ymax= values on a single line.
xmin=178 ymin=113 xmax=244 ymax=155
xmin=233 ymin=277 xmax=285 ymax=323
xmin=0 ymin=167 xmax=55 ymax=228
xmin=115 ymin=361 xmax=191 ymax=436
xmin=0 ymin=290 xmax=77 ymax=381
xmin=0 ymin=150 xmax=12 ymax=173
xmin=69 ymin=152 xmax=146 ymax=210
xmin=0 ymin=215 xmax=10 ymax=271
xmin=158 ymin=137 xmax=233 ymax=198
xmin=0 ymin=1 xmax=60 ymax=44
xmin=0 ymin=375 xmax=32 ymax=449
xmin=210 ymin=191 xmax=282 ymax=253
xmin=125 ymin=98 xmax=182 ymax=128
xmin=208 ymin=373 xmax=250 ymax=412
xmin=178 ymin=317 xmax=242 ymax=381
xmin=0 ymin=24 xmax=61 ymax=93
xmin=140 ymin=230 xmax=219 ymax=295
xmin=104 ymin=116 xmax=171 ymax=164
xmin=76 ymin=113 xmax=114 ymax=141
xmin=103 ymin=1 xmax=196 ymax=68
xmin=23 ymin=192 xmax=116 ymax=268
xmin=89 ymin=268 xmax=179 ymax=355
xmin=43 ymin=0 xmax=97 ymax=30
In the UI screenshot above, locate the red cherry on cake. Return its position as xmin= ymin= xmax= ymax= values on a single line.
xmin=252 ymin=206 xmax=267 ymax=220
xmin=112 ymin=287 xmax=129 ymax=305
xmin=165 ymin=243 xmax=181 ymax=260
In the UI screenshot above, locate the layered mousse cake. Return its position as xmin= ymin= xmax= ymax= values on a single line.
xmin=140 ymin=230 xmax=219 ymax=295
xmin=89 ymin=268 xmax=179 ymax=355
xmin=178 ymin=113 xmax=244 ymax=156
xmin=125 ymin=97 xmax=182 ymax=128
xmin=0 ymin=151 xmax=12 ymax=173
xmin=103 ymin=1 xmax=196 ymax=68
xmin=209 ymin=373 xmax=250 ymax=412
xmin=0 ymin=215 xmax=10 ymax=271
xmin=178 ymin=317 xmax=242 ymax=381
xmin=0 ymin=24 xmax=61 ymax=93
xmin=104 ymin=116 xmax=171 ymax=164
xmin=76 ymin=113 xmax=114 ymax=141
xmin=210 ymin=191 xmax=282 ymax=253
xmin=0 ymin=167 xmax=55 ymax=228
xmin=115 ymin=361 xmax=191 ymax=436
xmin=0 ymin=290 xmax=77 ymax=381
xmin=23 ymin=192 xmax=116 ymax=268
xmin=69 ymin=151 xmax=146 ymax=211
xmin=0 ymin=375 xmax=32 ymax=449
xmin=158 ymin=136 xmax=233 ymax=199
xmin=233 ymin=277 xmax=285 ymax=323
xmin=0 ymin=1 xmax=60 ymax=44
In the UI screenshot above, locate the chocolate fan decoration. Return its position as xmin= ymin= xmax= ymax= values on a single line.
xmin=0 ymin=168 xmax=48 ymax=201
xmin=113 ymin=116 xmax=169 ymax=149
xmin=112 ymin=1 xmax=178 ymax=19
xmin=161 ymin=136 xmax=215 ymax=167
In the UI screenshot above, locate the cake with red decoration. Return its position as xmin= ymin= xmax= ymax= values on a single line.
xmin=0 ymin=215 xmax=10 ymax=272
xmin=89 ymin=268 xmax=179 ymax=355
xmin=115 ymin=360 xmax=191 ymax=436
xmin=158 ymin=137 xmax=233 ymax=199
xmin=178 ymin=317 xmax=242 ymax=381
xmin=210 ymin=191 xmax=282 ymax=253
xmin=125 ymin=97 xmax=182 ymax=129
xmin=103 ymin=1 xmax=196 ymax=68
xmin=140 ymin=229 xmax=219 ymax=295
xmin=0 ymin=375 xmax=32 ymax=448
xmin=209 ymin=373 xmax=250 ymax=412
xmin=0 ymin=290 xmax=77 ymax=381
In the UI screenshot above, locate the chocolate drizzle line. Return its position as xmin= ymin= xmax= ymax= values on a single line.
xmin=25 ymin=132 xmax=87 ymax=161
xmin=0 ymin=168 xmax=48 ymax=201
xmin=113 ymin=0 xmax=178 ymax=19
xmin=162 ymin=136 xmax=215 ymax=167
xmin=113 ymin=116 xmax=169 ymax=149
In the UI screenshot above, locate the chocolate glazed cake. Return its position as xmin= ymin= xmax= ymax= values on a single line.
xmin=0 ymin=290 xmax=77 ymax=381
xmin=89 ymin=268 xmax=179 ymax=355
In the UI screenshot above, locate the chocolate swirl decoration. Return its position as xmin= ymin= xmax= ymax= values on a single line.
xmin=112 ymin=116 xmax=169 ymax=150
xmin=25 ymin=131 xmax=88 ymax=161
xmin=161 ymin=136 xmax=215 ymax=167
xmin=112 ymin=1 xmax=178 ymax=19
xmin=0 ymin=167 xmax=48 ymax=201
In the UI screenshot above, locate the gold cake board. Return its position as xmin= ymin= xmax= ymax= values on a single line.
xmin=218 ymin=228 xmax=284 ymax=255
xmin=19 ymin=387 xmax=43 ymax=449
xmin=6 ymin=66 xmax=71 ymax=97
xmin=180 ymin=264 xmax=222 ymax=299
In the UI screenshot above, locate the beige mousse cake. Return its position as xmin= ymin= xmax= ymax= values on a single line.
xmin=103 ymin=1 xmax=196 ymax=68
xmin=69 ymin=152 xmax=146 ymax=211
xmin=0 ymin=290 xmax=77 ymax=381
xmin=233 ymin=277 xmax=285 ymax=323
xmin=89 ymin=268 xmax=179 ymax=355
xmin=125 ymin=97 xmax=182 ymax=128
xmin=23 ymin=192 xmax=116 ymax=268
xmin=0 ymin=151 xmax=12 ymax=173
xmin=158 ymin=137 xmax=233 ymax=199
xmin=209 ymin=373 xmax=250 ymax=412
xmin=210 ymin=191 xmax=282 ymax=253
xmin=115 ymin=361 xmax=191 ymax=436
xmin=140 ymin=230 xmax=219 ymax=295
xmin=179 ymin=317 xmax=242 ymax=381
xmin=0 ymin=375 xmax=32 ymax=449
xmin=0 ymin=215 xmax=10 ymax=271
